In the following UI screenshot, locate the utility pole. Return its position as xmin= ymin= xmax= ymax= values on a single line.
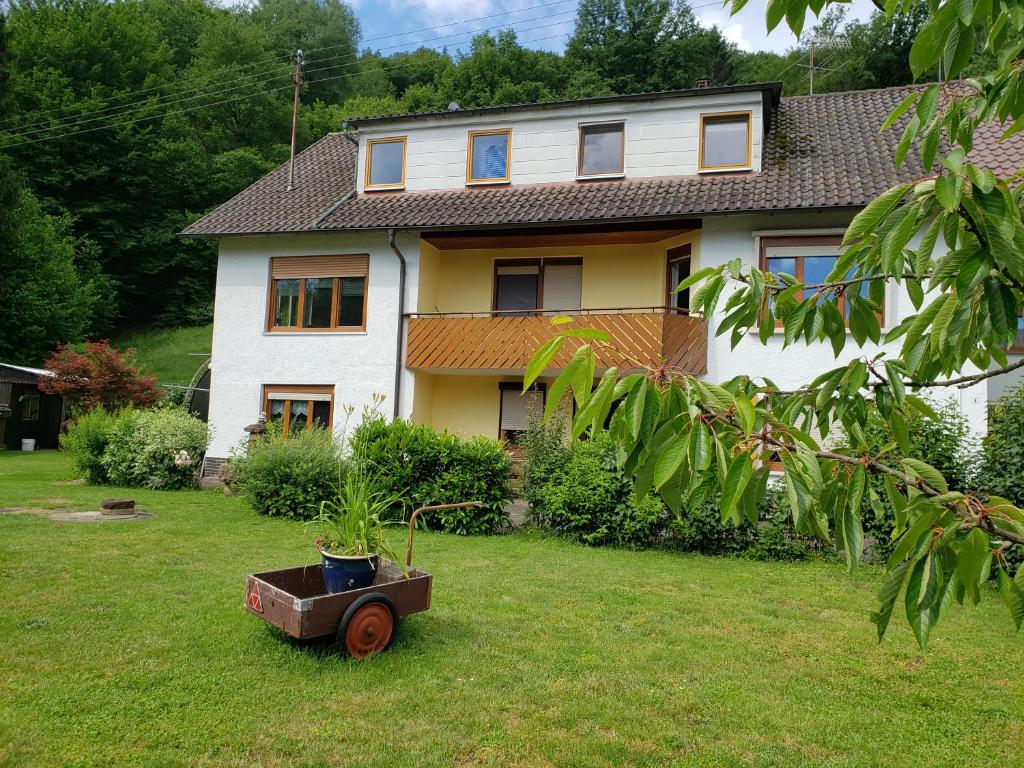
xmin=286 ymin=49 xmax=304 ymax=192
xmin=808 ymin=40 xmax=815 ymax=96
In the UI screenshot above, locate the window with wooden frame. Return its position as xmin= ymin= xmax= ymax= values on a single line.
xmin=759 ymin=235 xmax=882 ymax=325
xmin=492 ymin=258 xmax=583 ymax=315
xmin=499 ymin=382 xmax=545 ymax=441
xmin=666 ymin=243 xmax=692 ymax=311
xmin=267 ymin=255 xmax=368 ymax=332
xmin=467 ymin=129 xmax=512 ymax=185
xmin=578 ymin=122 xmax=625 ymax=178
xmin=698 ymin=111 xmax=752 ymax=172
xmin=263 ymin=385 xmax=334 ymax=436
xmin=365 ymin=136 xmax=407 ymax=190
xmin=19 ymin=392 xmax=40 ymax=422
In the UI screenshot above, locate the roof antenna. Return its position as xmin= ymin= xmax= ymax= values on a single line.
xmin=287 ymin=49 xmax=304 ymax=192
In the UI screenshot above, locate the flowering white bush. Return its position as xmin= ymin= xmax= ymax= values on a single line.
xmin=102 ymin=408 xmax=209 ymax=489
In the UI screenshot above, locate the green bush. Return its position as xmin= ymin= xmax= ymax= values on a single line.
xmin=976 ymin=383 xmax=1024 ymax=572
xmin=349 ymin=417 xmax=512 ymax=534
xmin=60 ymin=406 xmax=120 ymax=483
xmin=667 ymin=484 xmax=822 ymax=561
xmin=228 ymin=424 xmax=343 ymax=519
xmin=976 ymin=382 xmax=1024 ymax=507
xmin=102 ymin=407 xmax=209 ymax=489
xmin=528 ymin=433 xmax=667 ymax=548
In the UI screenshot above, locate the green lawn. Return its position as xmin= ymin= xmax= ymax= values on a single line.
xmin=110 ymin=324 xmax=212 ymax=387
xmin=1 ymin=451 xmax=1021 ymax=767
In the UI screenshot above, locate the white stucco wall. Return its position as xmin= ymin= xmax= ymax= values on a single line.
xmin=698 ymin=212 xmax=989 ymax=439
xmin=355 ymin=91 xmax=765 ymax=193
xmin=206 ymin=231 xmax=421 ymax=458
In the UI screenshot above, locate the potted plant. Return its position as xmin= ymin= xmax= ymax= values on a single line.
xmin=311 ymin=472 xmax=403 ymax=593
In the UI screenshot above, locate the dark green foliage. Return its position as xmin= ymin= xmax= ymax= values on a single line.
xmin=229 ymin=424 xmax=343 ymax=519
xmin=350 ymin=417 xmax=512 ymax=535
xmin=667 ymin=485 xmax=821 ymax=561
xmin=526 ymin=428 xmax=667 ymax=548
xmin=977 ymin=383 xmax=1024 ymax=508
xmin=61 ymin=405 xmax=208 ymax=489
xmin=60 ymin=406 xmax=120 ymax=484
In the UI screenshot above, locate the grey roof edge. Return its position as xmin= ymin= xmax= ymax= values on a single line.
xmin=349 ymin=82 xmax=785 ymax=128
xmin=180 ymin=203 xmax=863 ymax=239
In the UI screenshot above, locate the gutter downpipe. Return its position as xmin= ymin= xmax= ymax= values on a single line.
xmin=388 ymin=228 xmax=407 ymax=422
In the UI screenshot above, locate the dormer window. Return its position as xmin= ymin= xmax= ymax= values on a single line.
xmin=699 ymin=112 xmax=752 ymax=172
xmin=365 ymin=137 xmax=406 ymax=190
xmin=467 ymin=129 xmax=511 ymax=185
xmin=578 ymin=122 xmax=624 ymax=178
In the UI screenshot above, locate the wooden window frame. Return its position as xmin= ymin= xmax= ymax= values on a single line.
xmin=698 ymin=111 xmax=753 ymax=173
xmin=758 ymin=235 xmax=885 ymax=327
xmin=577 ymin=121 xmax=625 ymax=179
xmin=364 ymin=136 xmax=407 ymax=191
xmin=491 ymin=257 xmax=583 ymax=313
xmin=262 ymin=384 xmax=335 ymax=436
xmin=665 ymin=243 xmax=692 ymax=310
xmin=466 ymin=128 xmax=512 ymax=185
xmin=267 ymin=273 xmax=368 ymax=333
xmin=498 ymin=381 xmax=546 ymax=440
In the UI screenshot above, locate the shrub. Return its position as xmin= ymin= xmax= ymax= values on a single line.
xmin=350 ymin=417 xmax=512 ymax=534
xmin=40 ymin=341 xmax=161 ymax=411
xmin=60 ymin=406 xmax=121 ymax=483
xmin=528 ymin=433 xmax=667 ymax=548
xmin=665 ymin=484 xmax=821 ymax=561
xmin=229 ymin=424 xmax=342 ymax=519
xmin=101 ymin=407 xmax=209 ymax=489
xmin=976 ymin=383 xmax=1024 ymax=572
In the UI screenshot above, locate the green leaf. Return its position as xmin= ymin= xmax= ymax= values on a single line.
xmin=997 ymin=566 xmax=1024 ymax=631
xmin=543 ymin=346 xmax=587 ymax=422
xmin=734 ymin=394 xmax=756 ymax=436
xmin=871 ymin=559 xmax=912 ymax=641
xmin=905 ymin=553 xmax=938 ymax=650
xmin=844 ymin=184 xmax=911 ymax=244
xmin=558 ymin=328 xmax=611 ymax=341
xmin=934 ymin=175 xmax=961 ymax=211
xmin=881 ymin=91 xmax=919 ymax=132
xmin=720 ymin=453 xmax=753 ymax=525
xmin=902 ymin=457 xmax=948 ymax=493
xmin=654 ymin=435 xmax=688 ymax=490
xmin=524 ymin=336 xmax=565 ymax=390
xmin=571 ymin=367 xmax=618 ymax=439
xmin=672 ymin=266 xmax=720 ymax=294
xmin=956 ymin=528 xmax=991 ymax=606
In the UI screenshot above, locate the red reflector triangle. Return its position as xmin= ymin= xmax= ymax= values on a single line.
xmin=246 ymin=581 xmax=263 ymax=613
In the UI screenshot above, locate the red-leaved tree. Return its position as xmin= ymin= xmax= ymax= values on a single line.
xmin=39 ymin=341 xmax=161 ymax=411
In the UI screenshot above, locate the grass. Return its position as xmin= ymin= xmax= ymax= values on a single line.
xmin=1 ymin=450 xmax=1021 ymax=767
xmin=110 ymin=324 xmax=212 ymax=387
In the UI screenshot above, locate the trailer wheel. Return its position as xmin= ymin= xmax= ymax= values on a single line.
xmin=338 ymin=593 xmax=398 ymax=659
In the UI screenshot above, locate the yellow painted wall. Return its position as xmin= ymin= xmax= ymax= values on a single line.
xmin=411 ymin=371 xmax=435 ymax=425
xmin=417 ymin=231 xmax=702 ymax=313
xmin=427 ymin=375 xmax=502 ymax=438
xmin=416 ymin=240 xmax=441 ymax=312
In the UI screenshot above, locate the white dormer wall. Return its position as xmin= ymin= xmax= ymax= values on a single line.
xmin=355 ymin=90 xmax=764 ymax=193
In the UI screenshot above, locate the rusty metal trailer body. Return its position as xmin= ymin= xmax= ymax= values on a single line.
xmin=244 ymin=502 xmax=479 ymax=657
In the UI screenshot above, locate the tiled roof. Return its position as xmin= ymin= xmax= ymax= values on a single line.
xmin=180 ymin=85 xmax=1024 ymax=237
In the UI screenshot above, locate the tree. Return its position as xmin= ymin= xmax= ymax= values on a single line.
xmin=528 ymin=0 xmax=1024 ymax=647
xmin=565 ymin=0 xmax=737 ymax=92
xmin=40 ymin=341 xmax=161 ymax=411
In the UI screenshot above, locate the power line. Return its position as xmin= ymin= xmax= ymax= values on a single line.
xmin=0 ymin=0 xmax=731 ymax=150
xmin=0 ymin=0 xmax=579 ymax=129
xmin=0 ymin=6 xmax=581 ymax=143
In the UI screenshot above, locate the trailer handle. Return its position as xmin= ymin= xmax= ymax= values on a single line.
xmin=406 ymin=502 xmax=483 ymax=567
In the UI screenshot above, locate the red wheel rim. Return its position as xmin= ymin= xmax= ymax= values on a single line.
xmin=345 ymin=603 xmax=394 ymax=659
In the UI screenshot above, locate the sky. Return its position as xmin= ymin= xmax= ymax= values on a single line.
xmin=349 ymin=0 xmax=880 ymax=57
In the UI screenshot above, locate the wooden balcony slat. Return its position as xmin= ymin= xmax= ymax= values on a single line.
xmin=406 ymin=309 xmax=707 ymax=374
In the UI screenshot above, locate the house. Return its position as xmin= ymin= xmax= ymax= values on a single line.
xmin=182 ymin=82 xmax=1024 ymax=471
xmin=0 ymin=363 xmax=66 ymax=450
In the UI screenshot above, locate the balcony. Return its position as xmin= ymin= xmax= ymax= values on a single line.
xmin=404 ymin=307 xmax=707 ymax=374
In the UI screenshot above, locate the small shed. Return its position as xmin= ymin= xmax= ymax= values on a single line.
xmin=0 ymin=363 xmax=66 ymax=450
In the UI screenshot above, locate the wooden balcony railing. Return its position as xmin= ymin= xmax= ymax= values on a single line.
xmin=404 ymin=307 xmax=707 ymax=374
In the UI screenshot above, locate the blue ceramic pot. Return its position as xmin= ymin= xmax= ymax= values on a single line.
xmin=321 ymin=551 xmax=378 ymax=593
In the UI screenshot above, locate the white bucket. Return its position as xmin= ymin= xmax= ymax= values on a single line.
xmin=21 ymin=438 xmax=35 ymax=452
